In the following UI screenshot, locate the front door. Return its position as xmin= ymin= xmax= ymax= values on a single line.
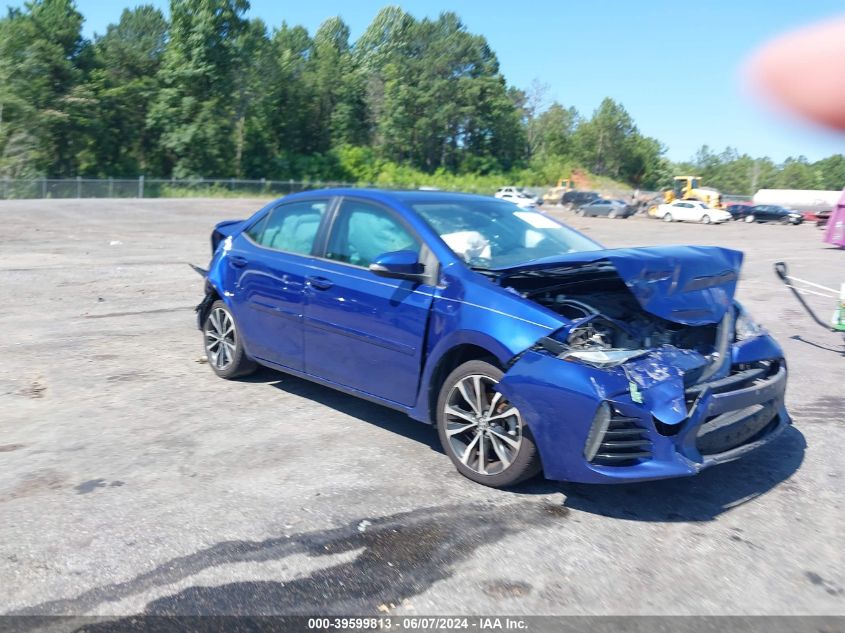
xmin=303 ymin=198 xmax=435 ymax=406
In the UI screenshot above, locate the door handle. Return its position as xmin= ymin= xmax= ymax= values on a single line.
xmin=307 ymin=275 xmax=333 ymax=290
xmin=229 ymin=255 xmax=248 ymax=268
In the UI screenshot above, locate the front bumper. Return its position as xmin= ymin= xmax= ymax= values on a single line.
xmin=498 ymin=335 xmax=790 ymax=484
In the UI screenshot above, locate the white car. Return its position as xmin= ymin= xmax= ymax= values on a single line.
xmin=495 ymin=186 xmax=540 ymax=209
xmin=656 ymin=200 xmax=732 ymax=224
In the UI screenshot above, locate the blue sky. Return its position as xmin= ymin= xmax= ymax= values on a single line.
xmin=74 ymin=0 xmax=845 ymax=162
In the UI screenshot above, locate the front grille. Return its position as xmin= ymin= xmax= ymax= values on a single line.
xmin=684 ymin=360 xmax=780 ymax=412
xmin=590 ymin=413 xmax=653 ymax=466
xmin=696 ymin=401 xmax=779 ymax=455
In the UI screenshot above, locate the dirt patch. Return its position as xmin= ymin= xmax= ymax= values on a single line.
xmin=1 ymin=470 xmax=65 ymax=502
xmin=19 ymin=379 xmax=46 ymax=399
xmin=482 ymin=580 xmax=532 ymax=599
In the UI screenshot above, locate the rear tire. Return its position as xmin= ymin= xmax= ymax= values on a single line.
xmin=744 ymin=215 xmax=755 ymax=223
xmin=663 ymin=213 xmax=673 ymax=222
xmin=608 ymin=209 xmax=618 ymax=219
xmin=203 ymin=300 xmax=257 ymax=379
xmin=701 ymin=214 xmax=711 ymax=224
xmin=436 ymin=360 xmax=541 ymax=488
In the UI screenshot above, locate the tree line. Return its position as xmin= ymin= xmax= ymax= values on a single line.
xmin=1 ymin=0 xmax=842 ymax=195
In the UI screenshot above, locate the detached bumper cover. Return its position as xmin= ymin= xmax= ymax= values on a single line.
xmin=497 ymin=334 xmax=790 ymax=484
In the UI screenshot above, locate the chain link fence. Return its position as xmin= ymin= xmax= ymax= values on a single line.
xmin=0 ymin=177 xmax=757 ymax=203
xmin=0 ymin=177 xmax=364 ymax=200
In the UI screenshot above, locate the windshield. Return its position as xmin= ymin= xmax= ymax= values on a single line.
xmin=411 ymin=199 xmax=602 ymax=269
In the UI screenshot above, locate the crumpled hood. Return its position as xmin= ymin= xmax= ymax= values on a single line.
xmin=497 ymin=245 xmax=743 ymax=325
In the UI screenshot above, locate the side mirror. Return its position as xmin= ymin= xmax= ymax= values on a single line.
xmin=368 ymin=250 xmax=425 ymax=281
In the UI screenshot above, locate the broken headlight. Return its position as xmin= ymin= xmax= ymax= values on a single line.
xmin=557 ymin=315 xmax=649 ymax=368
xmin=562 ymin=348 xmax=649 ymax=368
xmin=734 ymin=302 xmax=766 ymax=341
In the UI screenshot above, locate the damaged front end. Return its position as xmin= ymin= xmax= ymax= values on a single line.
xmin=494 ymin=246 xmax=790 ymax=483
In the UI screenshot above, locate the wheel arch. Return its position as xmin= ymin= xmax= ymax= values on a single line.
xmin=196 ymin=280 xmax=224 ymax=330
xmin=415 ymin=336 xmax=511 ymax=424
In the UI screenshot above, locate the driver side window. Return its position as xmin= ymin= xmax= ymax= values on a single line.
xmin=326 ymin=200 xmax=420 ymax=268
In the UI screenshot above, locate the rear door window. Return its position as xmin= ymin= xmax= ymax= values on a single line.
xmin=249 ymin=200 xmax=328 ymax=255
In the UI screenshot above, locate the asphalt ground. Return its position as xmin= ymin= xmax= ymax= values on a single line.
xmin=1 ymin=198 xmax=843 ymax=618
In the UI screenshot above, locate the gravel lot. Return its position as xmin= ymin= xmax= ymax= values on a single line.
xmin=1 ymin=198 xmax=843 ymax=617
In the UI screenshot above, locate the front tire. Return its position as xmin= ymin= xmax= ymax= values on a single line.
xmin=608 ymin=209 xmax=618 ymax=219
xmin=701 ymin=214 xmax=711 ymax=224
xmin=663 ymin=213 xmax=673 ymax=222
xmin=203 ymin=300 xmax=257 ymax=379
xmin=744 ymin=214 xmax=756 ymax=223
xmin=436 ymin=360 xmax=541 ymax=488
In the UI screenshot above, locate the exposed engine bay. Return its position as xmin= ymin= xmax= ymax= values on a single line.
xmin=501 ymin=264 xmax=719 ymax=364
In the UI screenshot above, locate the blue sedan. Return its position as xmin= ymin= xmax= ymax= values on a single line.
xmin=197 ymin=189 xmax=790 ymax=488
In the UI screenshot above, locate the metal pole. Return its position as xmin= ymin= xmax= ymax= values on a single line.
xmin=108 ymin=177 xmax=113 ymax=198
xmin=138 ymin=175 xmax=144 ymax=198
xmin=41 ymin=177 xmax=46 ymax=198
xmin=76 ymin=176 xmax=81 ymax=198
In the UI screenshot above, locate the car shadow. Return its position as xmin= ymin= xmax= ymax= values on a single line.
xmin=242 ymin=367 xmax=806 ymax=523
xmin=513 ymin=425 xmax=806 ymax=522
xmin=241 ymin=366 xmax=444 ymax=453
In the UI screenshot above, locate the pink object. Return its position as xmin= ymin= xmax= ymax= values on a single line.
xmin=823 ymin=188 xmax=845 ymax=248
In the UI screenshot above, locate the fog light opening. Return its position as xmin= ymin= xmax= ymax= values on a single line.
xmin=584 ymin=401 xmax=612 ymax=461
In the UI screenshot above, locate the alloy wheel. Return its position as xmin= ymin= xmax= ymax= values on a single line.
xmin=205 ymin=307 xmax=236 ymax=370
xmin=443 ymin=374 xmax=523 ymax=476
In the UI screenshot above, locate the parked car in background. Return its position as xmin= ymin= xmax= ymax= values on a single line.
xmin=725 ymin=203 xmax=753 ymax=220
xmin=495 ymin=191 xmax=537 ymax=209
xmin=578 ymin=198 xmax=635 ymax=219
xmin=561 ymin=190 xmax=601 ymax=211
xmin=495 ymin=186 xmax=542 ymax=208
xmin=743 ymin=205 xmax=804 ymax=225
xmin=655 ymin=200 xmax=732 ymax=224
xmin=198 ymin=188 xmax=789 ymax=488
xmin=799 ymin=209 xmax=832 ymax=223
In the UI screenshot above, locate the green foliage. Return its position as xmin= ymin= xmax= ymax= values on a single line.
xmin=1 ymin=0 xmax=844 ymax=193
xmin=0 ymin=0 xmax=86 ymax=177
xmin=147 ymin=0 xmax=250 ymax=178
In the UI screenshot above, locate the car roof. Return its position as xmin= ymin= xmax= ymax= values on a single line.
xmin=279 ymin=187 xmax=502 ymax=207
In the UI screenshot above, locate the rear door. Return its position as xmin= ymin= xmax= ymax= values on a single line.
xmin=231 ymin=198 xmax=330 ymax=370
xmin=303 ymin=197 xmax=436 ymax=406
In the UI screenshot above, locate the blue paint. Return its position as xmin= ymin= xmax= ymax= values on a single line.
xmin=202 ymin=188 xmax=790 ymax=484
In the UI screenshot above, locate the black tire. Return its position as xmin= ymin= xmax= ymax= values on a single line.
xmin=663 ymin=213 xmax=673 ymax=222
xmin=202 ymin=300 xmax=257 ymax=379
xmin=436 ymin=360 xmax=542 ymax=487
xmin=701 ymin=214 xmax=711 ymax=224
xmin=608 ymin=209 xmax=618 ymax=219
xmin=744 ymin=215 xmax=755 ymax=223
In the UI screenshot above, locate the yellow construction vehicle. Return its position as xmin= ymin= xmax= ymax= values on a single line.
xmin=542 ymin=177 xmax=576 ymax=205
xmin=663 ymin=176 xmax=723 ymax=208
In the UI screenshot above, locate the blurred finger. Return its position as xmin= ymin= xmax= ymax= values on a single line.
xmin=746 ymin=15 xmax=845 ymax=131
